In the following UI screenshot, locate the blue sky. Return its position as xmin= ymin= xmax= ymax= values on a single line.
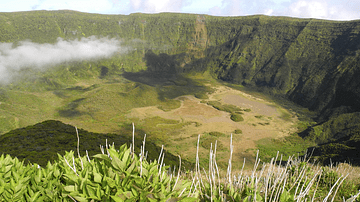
xmin=0 ymin=0 xmax=359 ymax=21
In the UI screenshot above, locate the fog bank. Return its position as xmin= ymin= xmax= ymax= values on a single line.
xmin=0 ymin=36 xmax=126 ymax=84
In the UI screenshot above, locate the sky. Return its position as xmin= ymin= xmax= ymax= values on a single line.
xmin=1 ymin=0 xmax=359 ymax=21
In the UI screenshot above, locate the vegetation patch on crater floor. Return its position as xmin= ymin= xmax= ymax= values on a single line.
xmin=230 ymin=113 xmax=244 ymax=122
xmin=255 ymin=133 xmax=315 ymax=162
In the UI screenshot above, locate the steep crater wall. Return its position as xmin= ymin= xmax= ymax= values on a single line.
xmin=204 ymin=18 xmax=360 ymax=114
xmin=1 ymin=11 xmax=360 ymax=164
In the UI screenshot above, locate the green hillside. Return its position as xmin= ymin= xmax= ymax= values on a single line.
xmin=0 ymin=10 xmax=360 ymax=165
xmin=0 ymin=120 xmax=192 ymax=168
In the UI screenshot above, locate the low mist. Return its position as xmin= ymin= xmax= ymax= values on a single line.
xmin=0 ymin=36 xmax=126 ymax=84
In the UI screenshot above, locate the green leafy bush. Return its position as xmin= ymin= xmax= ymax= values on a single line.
xmin=230 ymin=113 xmax=244 ymax=122
xmin=0 ymin=144 xmax=198 ymax=201
xmin=0 ymin=134 xmax=359 ymax=201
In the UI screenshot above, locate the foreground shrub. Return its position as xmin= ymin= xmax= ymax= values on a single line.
xmin=0 ymin=144 xmax=197 ymax=201
xmin=0 ymin=127 xmax=359 ymax=201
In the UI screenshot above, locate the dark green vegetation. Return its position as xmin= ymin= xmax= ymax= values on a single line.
xmin=1 ymin=140 xmax=359 ymax=201
xmin=301 ymin=112 xmax=360 ymax=165
xmin=0 ymin=10 xmax=359 ymax=166
xmin=230 ymin=113 xmax=244 ymax=122
xmin=203 ymin=101 xmax=244 ymax=114
xmin=0 ymin=120 xmax=192 ymax=168
xmin=202 ymin=100 xmax=246 ymax=122
xmin=234 ymin=129 xmax=242 ymax=134
xmin=0 ymin=143 xmax=199 ymax=201
xmin=256 ymin=133 xmax=315 ymax=162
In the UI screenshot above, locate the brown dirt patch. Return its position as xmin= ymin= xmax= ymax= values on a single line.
xmin=126 ymin=85 xmax=298 ymax=170
xmin=222 ymin=94 xmax=278 ymax=116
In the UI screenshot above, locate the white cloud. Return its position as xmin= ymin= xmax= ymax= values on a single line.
xmin=128 ymin=0 xmax=188 ymax=13
xmin=286 ymin=0 xmax=360 ymax=20
xmin=209 ymin=6 xmax=222 ymax=16
xmin=182 ymin=0 xmax=221 ymax=14
xmin=130 ymin=0 xmax=142 ymax=10
xmin=288 ymin=0 xmax=329 ymax=19
xmin=0 ymin=36 xmax=126 ymax=84
xmin=0 ymin=0 xmax=359 ymax=20
xmin=0 ymin=0 xmax=39 ymax=12
xmin=223 ymin=0 xmax=243 ymax=16
xmin=264 ymin=8 xmax=274 ymax=15
xmin=144 ymin=0 xmax=169 ymax=12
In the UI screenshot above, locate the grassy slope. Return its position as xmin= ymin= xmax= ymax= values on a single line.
xmin=0 ymin=120 xmax=194 ymax=169
xmin=0 ymin=11 xmax=360 ymax=165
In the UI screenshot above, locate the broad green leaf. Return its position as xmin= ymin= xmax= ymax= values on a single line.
xmin=126 ymin=161 xmax=136 ymax=173
xmin=15 ymin=182 xmax=25 ymax=193
xmin=35 ymin=169 xmax=42 ymax=183
xmin=93 ymin=171 xmax=102 ymax=183
xmin=112 ymin=156 xmax=126 ymax=171
xmin=63 ymin=185 xmax=75 ymax=192
xmin=148 ymin=197 xmax=158 ymax=202
xmin=105 ymin=176 xmax=116 ymax=188
xmin=244 ymin=196 xmax=251 ymax=201
xmin=179 ymin=197 xmax=200 ymax=202
xmin=108 ymin=148 xmax=120 ymax=159
xmin=280 ymin=190 xmax=294 ymax=202
xmin=131 ymin=187 xmax=139 ymax=197
xmin=29 ymin=191 xmax=41 ymax=202
xmin=121 ymin=176 xmax=130 ymax=187
xmin=149 ymin=164 xmax=158 ymax=175
xmin=86 ymin=186 xmax=98 ymax=199
xmin=111 ymin=195 xmax=126 ymax=202
xmin=63 ymin=173 xmax=79 ymax=183
xmin=134 ymin=177 xmax=145 ymax=187
xmin=0 ymin=186 xmax=4 ymax=195
xmin=255 ymin=193 xmax=263 ymax=202
xmin=161 ymin=183 xmax=166 ymax=194
xmin=121 ymin=191 xmax=134 ymax=199
xmin=122 ymin=149 xmax=130 ymax=163
xmin=53 ymin=168 xmax=60 ymax=178
xmin=12 ymin=169 xmax=20 ymax=182
xmin=4 ymin=165 xmax=12 ymax=174
xmin=27 ymin=187 xmax=35 ymax=196
xmin=96 ymin=185 xmax=102 ymax=199
xmin=80 ymin=177 xmax=89 ymax=191
xmin=142 ymin=168 xmax=149 ymax=177
xmin=19 ymin=176 xmax=30 ymax=185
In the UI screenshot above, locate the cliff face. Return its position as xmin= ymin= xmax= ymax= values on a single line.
xmin=1 ymin=11 xmax=360 ymax=164
xmin=200 ymin=17 xmax=360 ymax=164
xmin=204 ymin=17 xmax=360 ymax=113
